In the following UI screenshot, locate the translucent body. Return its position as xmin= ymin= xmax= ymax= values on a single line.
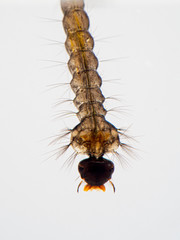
xmin=61 ymin=0 xmax=121 ymax=191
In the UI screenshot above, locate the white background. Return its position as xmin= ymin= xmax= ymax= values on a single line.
xmin=0 ymin=0 xmax=180 ymax=239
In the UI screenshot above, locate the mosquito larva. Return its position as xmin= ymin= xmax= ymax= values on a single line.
xmin=59 ymin=0 xmax=130 ymax=192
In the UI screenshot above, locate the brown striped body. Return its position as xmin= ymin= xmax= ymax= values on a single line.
xmin=61 ymin=0 xmax=121 ymax=191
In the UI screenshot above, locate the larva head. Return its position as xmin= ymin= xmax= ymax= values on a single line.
xmin=77 ymin=156 xmax=115 ymax=192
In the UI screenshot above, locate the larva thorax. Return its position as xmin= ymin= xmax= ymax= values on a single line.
xmin=61 ymin=0 xmax=121 ymax=191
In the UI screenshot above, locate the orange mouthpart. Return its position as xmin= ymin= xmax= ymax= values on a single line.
xmin=83 ymin=184 xmax=106 ymax=192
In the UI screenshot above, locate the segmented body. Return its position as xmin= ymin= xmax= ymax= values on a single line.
xmin=61 ymin=0 xmax=122 ymax=191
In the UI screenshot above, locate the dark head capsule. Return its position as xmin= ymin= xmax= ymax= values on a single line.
xmin=77 ymin=156 xmax=115 ymax=192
